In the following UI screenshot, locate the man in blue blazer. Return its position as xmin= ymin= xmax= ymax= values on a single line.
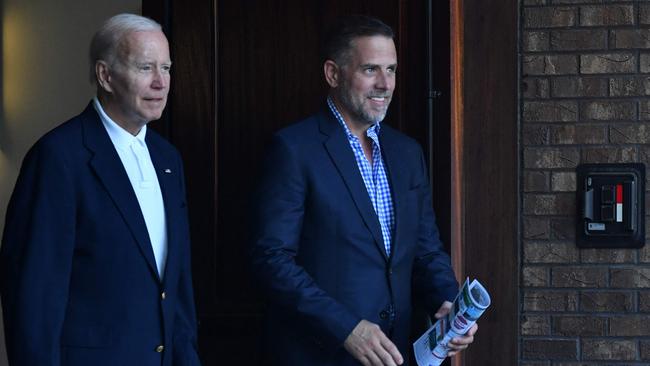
xmin=251 ymin=16 xmax=477 ymax=365
xmin=0 ymin=14 xmax=200 ymax=365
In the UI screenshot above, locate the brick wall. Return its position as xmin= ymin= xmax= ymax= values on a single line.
xmin=521 ymin=1 xmax=650 ymax=364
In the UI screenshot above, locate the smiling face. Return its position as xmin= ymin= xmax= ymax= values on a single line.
xmin=327 ymin=35 xmax=397 ymax=132
xmin=96 ymin=29 xmax=171 ymax=135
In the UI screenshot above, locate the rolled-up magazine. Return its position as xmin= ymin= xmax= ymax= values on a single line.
xmin=413 ymin=278 xmax=490 ymax=366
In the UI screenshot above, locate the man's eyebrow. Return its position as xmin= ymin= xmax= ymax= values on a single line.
xmin=359 ymin=63 xmax=398 ymax=68
xmin=133 ymin=60 xmax=173 ymax=65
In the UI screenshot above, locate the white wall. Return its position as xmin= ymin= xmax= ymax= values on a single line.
xmin=0 ymin=1 xmax=141 ymax=364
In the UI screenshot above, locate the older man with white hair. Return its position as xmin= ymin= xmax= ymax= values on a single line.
xmin=0 ymin=13 xmax=200 ymax=366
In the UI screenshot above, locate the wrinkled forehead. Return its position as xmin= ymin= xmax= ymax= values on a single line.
xmin=117 ymin=30 xmax=170 ymax=62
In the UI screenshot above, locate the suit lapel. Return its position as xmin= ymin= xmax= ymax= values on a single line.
xmin=318 ymin=111 xmax=388 ymax=261
xmin=81 ymin=104 xmax=160 ymax=281
xmin=379 ymin=126 xmax=410 ymax=260
xmin=146 ymin=135 xmax=180 ymax=286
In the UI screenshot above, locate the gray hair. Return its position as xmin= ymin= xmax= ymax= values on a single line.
xmin=321 ymin=15 xmax=394 ymax=67
xmin=89 ymin=13 xmax=162 ymax=83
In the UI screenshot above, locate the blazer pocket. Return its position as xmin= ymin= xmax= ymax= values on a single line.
xmin=405 ymin=187 xmax=421 ymax=203
xmin=403 ymin=188 xmax=423 ymax=217
xmin=60 ymin=324 xmax=112 ymax=349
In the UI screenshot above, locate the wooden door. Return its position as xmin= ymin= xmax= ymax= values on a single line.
xmin=142 ymin=1 xmax=517 ymax=365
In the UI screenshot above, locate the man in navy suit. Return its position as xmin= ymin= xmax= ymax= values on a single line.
xmin=251 ymin=15 xmax=477 ymax=365
xmin=0 ymin=14 xmax=200 ymax=365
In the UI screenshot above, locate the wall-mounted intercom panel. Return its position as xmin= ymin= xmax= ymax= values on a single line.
xmin=576 ymin=163 xmax=645 ymax=248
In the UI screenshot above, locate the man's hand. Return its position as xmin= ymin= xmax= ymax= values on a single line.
xmin=343 ymin=319 xmax=404 ymax=366
xmin=434 ymin=301 xmax=479 ymax=356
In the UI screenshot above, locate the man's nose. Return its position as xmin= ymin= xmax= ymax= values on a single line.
xmin=151 ymin=69 xmax=168 ymax=89
xmin=375 ymin=71 xmax=393 ymax=90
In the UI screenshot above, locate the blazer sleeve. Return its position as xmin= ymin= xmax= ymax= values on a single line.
xmin=171 ymin=156 xmax=201 ymax=366
xmin=249 ymin=135 xmax=361 ymax=349
xmin=0 ymin=140 xmax=76 ymax=366
xmin=411 ymin=145 xmax=459 ymax=311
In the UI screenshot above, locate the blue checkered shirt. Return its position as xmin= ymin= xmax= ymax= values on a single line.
xmin=327 ymin=97 xmax=395 ymax=256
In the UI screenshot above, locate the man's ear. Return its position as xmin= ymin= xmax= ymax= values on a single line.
xmin=95 ymin=61 xmax=113 ymax=93
xmin=323 ymin=60 xmax=340 ymax=88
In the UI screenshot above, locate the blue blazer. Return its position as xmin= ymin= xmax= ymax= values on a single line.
xmin=250 ymin=109 xmax=459 ymax=365
xmin=0 ymin=103 xmax=200 ymax=366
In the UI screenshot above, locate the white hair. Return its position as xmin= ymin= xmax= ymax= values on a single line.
xmin=89 ymin=13 xmax=162 ymax=83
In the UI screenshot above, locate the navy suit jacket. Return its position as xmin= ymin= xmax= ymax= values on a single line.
xmin=250 ymin=108 xmax=459 ymax=365
xmin=0 ymin=103 xmax=200 ymax=366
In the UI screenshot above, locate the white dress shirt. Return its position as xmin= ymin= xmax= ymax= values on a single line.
xmin=93 ymin=97 xmax=168 ymax=279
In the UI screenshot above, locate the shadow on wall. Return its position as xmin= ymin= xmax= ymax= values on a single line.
xmin=0 ymin=3 xmax=8 ymax=364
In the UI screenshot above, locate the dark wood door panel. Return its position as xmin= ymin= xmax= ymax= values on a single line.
xmin=212 ymin=2 xmax=416 ymax=363
xmin=142 ymin=1 xmax=471 ymax=364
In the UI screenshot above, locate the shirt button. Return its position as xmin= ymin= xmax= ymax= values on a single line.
xmin=155 ymin=345 xmax=165 ymax=353
xmin=161 ymin=291 xmax=166 ymax=300
xmin=379 ymin=311 xmax=389 ymax=319
xmin=388 ymin=268 xmax=393 ymax=275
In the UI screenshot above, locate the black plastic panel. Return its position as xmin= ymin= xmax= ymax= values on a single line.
xmin=576 ymin=163 xmax=645 ymax=248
